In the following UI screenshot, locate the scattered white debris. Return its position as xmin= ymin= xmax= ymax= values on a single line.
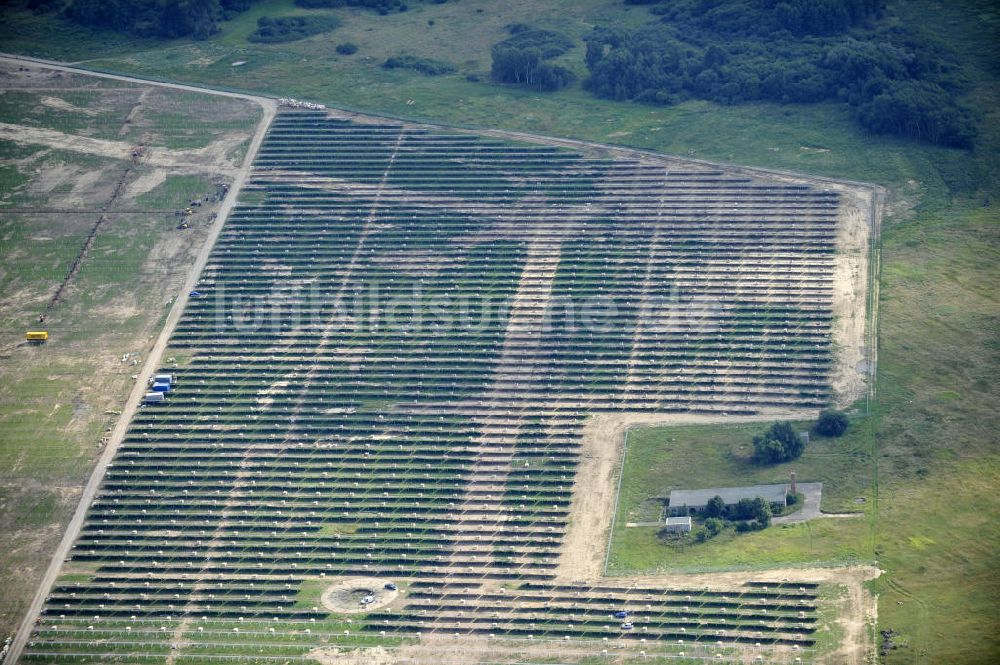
xmin=278 ymin=97 xmax=326 ymax=110
xmin=231 ymin=61 xmax=247 ymax=67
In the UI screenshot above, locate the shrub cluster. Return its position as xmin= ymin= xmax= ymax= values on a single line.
xmin=383 ymin=54 xmax=456 ymax=76
xmin=753 ymin=421 xmax=805 ymax=464
xmin=815 ymin=409 xmax=850 ymax=437
xmin=248 ymin=15 xmax=340 ymax=43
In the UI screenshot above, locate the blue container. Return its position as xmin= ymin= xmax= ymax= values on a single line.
xmin=151 ymin=382 xmax=171 ymax=393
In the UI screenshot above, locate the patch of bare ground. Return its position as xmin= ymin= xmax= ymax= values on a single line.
xmin=0 ymin=122 xmax=245 ymax=175
xmin=309 ymin=645 xmax=398 ymax=665
xmin=40 ymin=95 xmax=99 ymax=117
xmin=320 ymin=577 xmax=399 ymax=613
xmin=123 ymin=167 xmax=168 ymax=199
xmin=828 ymin=184 xmax=876 ymax=409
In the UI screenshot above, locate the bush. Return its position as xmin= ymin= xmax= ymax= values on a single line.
xmin=495 ymin=28 xmax=575 ymax=59
xmin=704 ymin=495 xmax=725 ymax=518
xmin=336 ymin=42 xmax=358 ymax=55
xmin=248 ymin=15 xmax=340 ymax=43
xmin=383 ymin=54 xmax=456 ymax=75
xmin=753 ymin=421 xmax=805 ymax=464
xmin=729 ymin=498 xmax=771 ymax=530
xmin=703 ymin=517 xmax=724 ymax=536
xmin=815 ymin=409 xmax=850 ymax=437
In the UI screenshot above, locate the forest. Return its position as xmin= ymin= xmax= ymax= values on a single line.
xmin=28 ymin=0 xmax=455 ymax=39
xmin=585 ymin=0 xmax=975 ymax=147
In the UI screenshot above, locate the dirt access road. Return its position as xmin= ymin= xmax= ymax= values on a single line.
xmin=0 ymin=52 xmax=277 ymax=665
xmin=557 ymin=412 xmax=879 ymax=665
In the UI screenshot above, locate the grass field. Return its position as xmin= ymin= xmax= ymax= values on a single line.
xmin=0 ymin=0 xmax=997 ymax=662
xmin=607 ymin=419 xmax=875 ymax=574
xmin=0 ymin=69 xmax=260 ymax=643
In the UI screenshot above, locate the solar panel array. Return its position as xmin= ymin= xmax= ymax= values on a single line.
xmin=23 ymin=111 xmax=839 ymax=663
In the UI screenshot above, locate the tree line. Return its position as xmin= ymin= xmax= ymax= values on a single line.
xmin=26 ymin=0 xmax=458 ymax=39
xmin=26 ymin=0 xmax=257 ymax=39
xmin=584 ymin=0 xmax=975 ymax=147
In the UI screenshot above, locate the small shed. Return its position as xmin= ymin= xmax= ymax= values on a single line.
xmin=663 ymin=516 xmax=692 ymax=533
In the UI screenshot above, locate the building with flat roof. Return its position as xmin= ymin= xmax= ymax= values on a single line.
xmin=668 ymin=484 xmax=788 ymax=514
xmin=663 ymin=516 xmax=692 ymax=533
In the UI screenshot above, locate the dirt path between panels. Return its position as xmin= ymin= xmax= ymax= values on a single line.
xmin=827 ymin=183 xmax=877 ymax=409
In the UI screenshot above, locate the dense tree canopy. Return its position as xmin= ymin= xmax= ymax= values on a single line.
xmin=47 ymin=0 xmax=456 ymax=38
xmin=584 ymin=0 xmax=975 ymax=147
xmin=46 ymin=0 xmax=260 ymax=39
xmin=752 ymin=421 xmax=805 ymax=463
xmin=815 ymin=409 xmax=850 ymax=437
xmin=491 ymin=27 xmax=576 ymax=92
xmin=247 ymin=15 xmax=339 ymax=43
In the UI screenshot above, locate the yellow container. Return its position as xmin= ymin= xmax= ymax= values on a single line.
xmin=26 ymin=331 xmax=48 ymax=342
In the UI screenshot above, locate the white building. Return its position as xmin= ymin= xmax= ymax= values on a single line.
xmin=663 ymin=516 xmax=692 ymax=533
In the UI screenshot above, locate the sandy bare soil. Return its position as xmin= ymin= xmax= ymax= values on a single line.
xmin=0 ymin=121 xmax=244 ymax=175
xmin=320 ymin=577 xmax=400 ymax=613
xmin=40 ymin=95 xmax=98 ymax=116
xmin=309 ymin=646 xmax=399 ymax=665
xmin=827 ymin=184 xmax=877 ymax=408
